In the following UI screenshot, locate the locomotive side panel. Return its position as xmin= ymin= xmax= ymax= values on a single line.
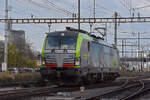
xmin=80 ymin=39 xmax=89 ymax=68
xmin=98 ymin=43 xmax=104 ymax=69
xmin=87 ymin=42 xmax=101 ymax=73
xmin=103 ymin=45 xmax=119 ymax=72
xmin=90 ymin=42 xmax=100 ymax=68
xmin=111 ymin=48 xmax=120 ymax=72
xmin=103 ymin=46 xmax=110 ymax=71
xmin=87 ymin=41 xmax=119 ymax=73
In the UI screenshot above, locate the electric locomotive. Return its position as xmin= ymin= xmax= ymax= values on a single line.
xmin=40 ymin=27 xmax=120 ymax=85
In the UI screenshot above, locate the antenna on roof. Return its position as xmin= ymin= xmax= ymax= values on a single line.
xmin=66 ymin=27 xmax=90 ymax=35
xmin=66 ymin=27 xmax=104 ymax=40
xmin=94 ymin=27 xmax=106 ymax=40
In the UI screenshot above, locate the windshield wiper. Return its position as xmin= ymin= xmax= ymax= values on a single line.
xmin=51 ymin=49 xmax=55 ymax=53
xmin=64 ymin=49 xmax=68 ymax=53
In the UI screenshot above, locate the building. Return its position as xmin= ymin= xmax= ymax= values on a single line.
xmin=8 ymin=30 xmax=26 ymax=52
xmin=0 ymin=40 xmax=4 ymax=51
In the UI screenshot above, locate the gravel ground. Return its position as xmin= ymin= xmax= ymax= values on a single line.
xmin=120 ymin=72 xmax=150 ymax=77
xmin=1 ymin=72 xmax=150 ymax=100
xmin=20 ymin=86 xmax=119 ymax=100
xmin=0 ymin=87 xmax=24 ymax=91
xmin=138 ymin=91 xmax=150 ymax=100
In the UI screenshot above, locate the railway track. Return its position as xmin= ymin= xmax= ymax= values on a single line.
xmin=120 ymin=80 xmax=145 ymax=100
xmin=0 ymin=86 xmax=80 ymax=100
xmin=0 ymin=75 xmax=149 ymax=100
xmin=0 ymin=79 xmax=126 ymax=100
xmin=87 ymin=79 xmax=150 ymax=100
xmin=99 ymin=80 xmax=146 ymax=100
xmin=121 ymin=81 xmax=150 ymax=100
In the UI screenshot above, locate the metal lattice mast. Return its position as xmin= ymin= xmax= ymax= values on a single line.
xmin=78 ymin=0 xmax=80 ymax=30
xmin=94 ymin=0 xmax=96 ymax=18
xmin=114 ymin=12 xmax=118 ymax=46
xmin=4 ymin=0 xmax=9 ymax=71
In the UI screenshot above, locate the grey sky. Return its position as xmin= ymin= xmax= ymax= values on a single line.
xmin=1 ymin=0 xmax=150 ymax=54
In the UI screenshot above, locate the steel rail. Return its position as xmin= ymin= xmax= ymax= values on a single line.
xmin=0 ymin=86 xmax=64 ymax=100
xmin=92 ymin=80 xmax=145 ymax=100
xmin=87 ymin=76 xmax=150 ymax=100
xmin=0 ymin=76 xmax=148 ymax=100
xmin=120 ymin=80 xmax=145 ymax=100
xmin=0 ymin=79 xmax=128 ymax=100
xmin=120 ymin=80 xmax=150 ymax=100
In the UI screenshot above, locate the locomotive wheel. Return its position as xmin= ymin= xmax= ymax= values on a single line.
xmin=86 ymin=74 xmax=94 ymax=85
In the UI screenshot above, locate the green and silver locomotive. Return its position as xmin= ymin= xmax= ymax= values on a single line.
xmin=40 ymin=27 xmax=120 ymax=85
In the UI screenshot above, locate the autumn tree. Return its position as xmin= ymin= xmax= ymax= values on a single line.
xmin=0 ymin=44 xmax=37 ymax=68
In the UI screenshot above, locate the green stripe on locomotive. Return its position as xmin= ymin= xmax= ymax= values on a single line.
xmin=75 ymin=33 xmax=91 ymax=58
xmin=42 ymin=37 xmax=46 ymax=58
xmin=112 ymin=59 xmax=118 ymax=68
xmin=75 ymin=33 xmax=91 ymax=68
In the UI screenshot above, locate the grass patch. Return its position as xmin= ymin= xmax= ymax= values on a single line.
xmin=0 ymin=72 xmax=42 ymax=87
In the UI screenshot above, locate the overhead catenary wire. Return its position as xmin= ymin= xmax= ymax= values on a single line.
xmin=16 ymin=0 xmax=73 ymax=16
xmin=118 ymin=0 xmax=133 ymax=15
xmin=96 ymin=4 xmax=114 ymax=14
xmin=15 ymin=0 xmax=54 ymax=15
xmin=43 ymin=0 xmax=73 ymax=15
xmin=134 ymin=1 xmax=150 ymax=10
xmin=82 ymin=6 xmax=114 ymax=16
xmin=118 ymin=0 xmax=130 ymax=10
xmin=129 ymin=0 xmax=150 ymax=10
xmin=81 ymin=1 xmax=114 ymax=17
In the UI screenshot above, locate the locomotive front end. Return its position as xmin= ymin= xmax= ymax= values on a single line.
xmin=40 ymin=31 xmax=80 ymax=85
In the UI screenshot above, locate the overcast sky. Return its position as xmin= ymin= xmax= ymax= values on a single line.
xmin=1 ymin=0 xmax=150 ymax=55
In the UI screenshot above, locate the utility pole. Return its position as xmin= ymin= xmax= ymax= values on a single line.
xmin=105 ymin=23 xmax=107 ymax=41
xmin=78 ymin=0 xmax=80 ymax=30
xmin=48 ymin=23 xmax=52 ymax=32
xmin=138 ymin=32 xmax=140 ymax=71
xmin=124 ymin=39 xmax=126 ymax=61
xmin=131 ymin=43 xmax=134 ymax=57
xmin=121 ymin=40 xmax=124 ymax=67
xmin=94 ymin=0 xmax=96 ymax=18
xmin=4 ymin=0 xmax=9 ymax=71
xmin=89 ymin=23 xmax=93 ymax=33
xmin=138 ymin=32 xmax=140 ymax=53
xmin=114 ymin=12 xmax=118 ymax=46
xmin=122 ymin=40 xmax=124 ymax=58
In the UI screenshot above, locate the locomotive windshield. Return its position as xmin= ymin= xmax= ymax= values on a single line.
xmin=61 ymin=37 xmax=76 ymax=49
xmin=46 ymin=36 xmax=59 ymax=49
xmin=46 ymin=36 xmax=77 ymax=50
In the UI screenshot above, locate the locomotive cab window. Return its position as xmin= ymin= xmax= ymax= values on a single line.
xmin=61 ymin=37 xmax=77 ymax=49
xmin=46 ymin=36 xmax=60 ymax=49
xmin=46 ymin=36 xmax=77 ymax=50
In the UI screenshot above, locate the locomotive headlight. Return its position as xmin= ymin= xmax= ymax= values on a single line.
xmin=61 ymin=33 xmax=65 ymax=36
xmin=75 ymin=58 xmax=80 ymax=66
xmin=42 ymin=61 xmax=45 ymax=65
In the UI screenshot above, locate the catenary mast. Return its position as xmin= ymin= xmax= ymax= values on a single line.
xmin=4 ymin=0 xmax=9 ymax=71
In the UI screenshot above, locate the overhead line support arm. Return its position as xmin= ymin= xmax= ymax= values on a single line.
xmin=0 ymin=17 xmax=150 ymax=24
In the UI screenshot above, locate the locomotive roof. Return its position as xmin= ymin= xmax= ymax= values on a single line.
xmin=46 ymin=31 xmax=79 ymax=37
xmin=46 ymin=31 xmax=115 ymax=48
